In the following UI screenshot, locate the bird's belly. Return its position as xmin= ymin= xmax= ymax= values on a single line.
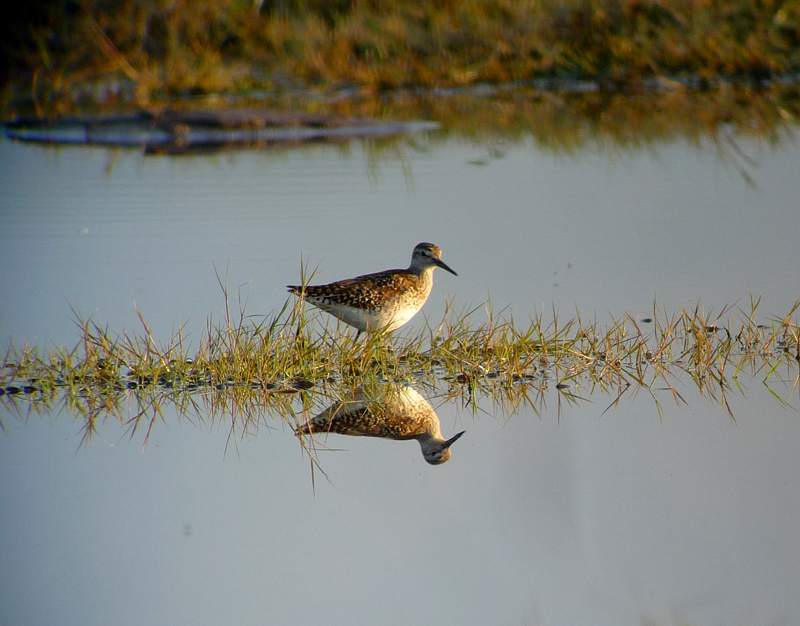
xmin=311 ymin=299 xmax=421 ymax=332
xmin=379 ymin=307 xmax=420 ymax=332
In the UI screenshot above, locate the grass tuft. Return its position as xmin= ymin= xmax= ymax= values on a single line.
xmin=1 ymin=292 xmax=797 ymax=449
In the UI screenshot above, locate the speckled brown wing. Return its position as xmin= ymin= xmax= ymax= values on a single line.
xmin=288 ymin=269 xmax=420 ymax=308
xmin=298 ymin=401 xmax=428 ymax=440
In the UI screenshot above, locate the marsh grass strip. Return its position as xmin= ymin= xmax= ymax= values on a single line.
xmin=1 ymin=295 xmax=798 ymax=450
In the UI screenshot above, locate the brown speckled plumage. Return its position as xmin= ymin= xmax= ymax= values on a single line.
xmin=288 ymin=242 xmax=457 ymax=334
xmin=290 ymin=270 xmax=428 ymax=310
xmin=297 ymin=385 xmax=465 ymax=464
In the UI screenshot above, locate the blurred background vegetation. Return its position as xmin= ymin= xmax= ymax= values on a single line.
xmin=2 ymin=0 xmax=799 ymax=151
xmin=2 ymin=0 xmax=799 ymax=110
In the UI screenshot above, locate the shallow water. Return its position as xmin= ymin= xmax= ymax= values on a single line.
xmin=1 ymin=126 xmax=799 ymax=626
xmin=2 ymin=132 xmax=799 ymax=344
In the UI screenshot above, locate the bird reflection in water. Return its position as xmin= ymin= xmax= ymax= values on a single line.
xmin=297 ymin=385 xmax=465 ymax=465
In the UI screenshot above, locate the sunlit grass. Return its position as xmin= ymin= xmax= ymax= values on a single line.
xmin=4 ymin=0 xmax=800 ymax=118
xmin=1 ymin=291 xmax=797 ymax=448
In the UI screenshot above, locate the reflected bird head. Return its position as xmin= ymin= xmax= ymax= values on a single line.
xmin=423 ymin=430 xmax=465 ymax=465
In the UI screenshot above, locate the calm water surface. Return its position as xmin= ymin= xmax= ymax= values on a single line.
xmin=1 ymin=129 xmax=799 ymax=626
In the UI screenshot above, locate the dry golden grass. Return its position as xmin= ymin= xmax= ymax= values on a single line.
xmin=3 ymin=0 xmax=799 ymax=117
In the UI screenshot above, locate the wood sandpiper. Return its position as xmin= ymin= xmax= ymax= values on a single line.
xmin=297 ymin=384 xmax=465 ymax=464
xmin=287 ymin=242 xmax=457 ymax=336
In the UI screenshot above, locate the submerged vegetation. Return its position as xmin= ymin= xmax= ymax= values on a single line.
xmin=1 ymin=296 xmax=798 ymax=449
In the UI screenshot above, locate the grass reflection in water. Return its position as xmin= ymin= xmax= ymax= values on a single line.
xmin=1 ymin=295 xmax=797 ymax=458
